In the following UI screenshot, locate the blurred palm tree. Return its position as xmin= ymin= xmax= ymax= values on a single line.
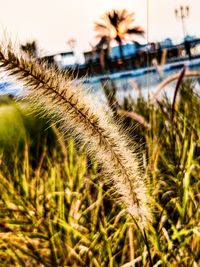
xmin=21 ymin=41 xmax=38 ymax=57
xmin=94 ymin=9 xmax=144 ymax=60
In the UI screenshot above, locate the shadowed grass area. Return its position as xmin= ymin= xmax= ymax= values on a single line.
xmin=0 ymin=99 xmax=25 ymax=156
xmin=0 ymin=79 xmax=199 ymax=266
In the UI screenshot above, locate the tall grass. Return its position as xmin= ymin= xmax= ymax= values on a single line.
xmin=0 ymin=107 xmax=140 ymax=266
xmin=0 ymin=78 xmax=199 ymax=266
xmin=119 ymin=79 xmax=200 ymax=266
xmin=0 ymin=45 xmax=199 ymax=265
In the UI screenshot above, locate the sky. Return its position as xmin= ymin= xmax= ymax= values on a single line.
xmin=0 ymin=0 xmax=199 ymax=58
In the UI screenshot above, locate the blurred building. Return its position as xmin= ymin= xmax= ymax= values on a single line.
xmin=84 ymin=48 xmax=101 ymax=63
xmin=42 ymin=51 xmax=76 ymax=67
xmin=110 ymin=43 xmax=137 ymax=59
xmin=40 ymin=37 xmax=200 ymax=78
xmin=160 ymin=38 xmax=173 ymax=48
xmin=83 ymin=40 xmax=176 ymax=64
xmin=84 ymin=43 xmax=141 ymax=63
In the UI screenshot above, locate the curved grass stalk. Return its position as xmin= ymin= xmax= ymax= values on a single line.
xmin=0 ymin=43 xmax=151 ymax=226
xmin=150 ymin=69 xmax=200 ymax=103
xmin=118 ymin=109 xmax=150 ymax=129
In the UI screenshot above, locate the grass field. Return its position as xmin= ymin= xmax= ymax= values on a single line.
xmin=0 ymin=77 xmax=199 ymax=266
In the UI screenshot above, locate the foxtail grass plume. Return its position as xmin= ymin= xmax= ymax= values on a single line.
xmin=0 ymin=42 xmax=151 ymax=226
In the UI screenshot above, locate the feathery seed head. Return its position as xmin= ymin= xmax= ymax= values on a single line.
xmin=0 ymin=41 xmax=151 ymax=227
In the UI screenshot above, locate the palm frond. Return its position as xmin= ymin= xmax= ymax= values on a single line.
xmin=127 ymin=27 xmax=145 ymax=35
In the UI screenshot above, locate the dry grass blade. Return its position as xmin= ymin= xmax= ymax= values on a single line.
xmin=150 ymin=69 xmax=200 ymax=103
xmin=118 ymin=109 xmax=150 ymax=129
xmin=171 ymin=67 xmax=186 ymax=123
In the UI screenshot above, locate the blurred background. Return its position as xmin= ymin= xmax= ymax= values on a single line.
xmin=0 ymin=0 xmax=200 ymax=99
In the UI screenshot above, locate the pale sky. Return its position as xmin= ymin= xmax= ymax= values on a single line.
xmin=0 ymin=0 xmax=199 ymax=56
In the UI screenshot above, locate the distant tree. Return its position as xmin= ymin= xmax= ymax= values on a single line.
xmin=94 ymin=9 xmax=144 ymax=60
xmin=21 ymin=41 xmax=38 ymax=57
